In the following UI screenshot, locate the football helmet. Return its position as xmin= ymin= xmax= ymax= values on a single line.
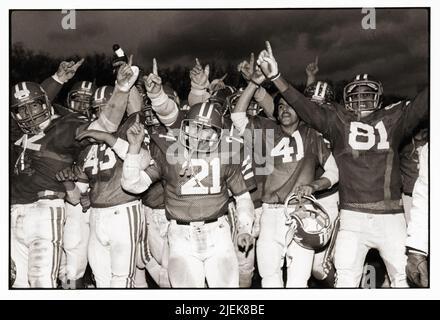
xmin=284 ymin=193 xmax=332 ymax=251
xmin=344 ymin=74 xmax=383 ymax=113
xmin=142 ymin=103 xmax=161 ymax=128
xmin=67 ymin=81 xmax=96 ymax=115
xmin=10 ymin=81 xmax=52 ymax=134
xmin=210 ymin=86 xmax=237 ymax=115
xmin=91 ymin=86 xmax=113 ymax=118
xmin=179 ymin=100 xmax=223 ymax=153
xmin=226 ymin=89 xmax=262 ymax=117
xmin=304 ymin=81 xmax=335 ymax=105
xmin=163 ymin=85 xmax=180 ymax=108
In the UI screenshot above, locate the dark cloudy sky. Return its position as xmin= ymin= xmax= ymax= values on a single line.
xmin=11 ymin=9 xmax=429 ymax=96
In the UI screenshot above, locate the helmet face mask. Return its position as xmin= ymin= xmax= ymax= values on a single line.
xmin=11 ymin=82 xmax=52 ymax=134
xmin=143 ymin=103 xmax=161 ymax=128
xmin=344 ymin=75 xmax=383 ymax=114
xmin=67 ymin=91 xmax=92 ymax=114
xmin=284 ymin=194 xmax=332 ymax=251
xmin=67 ymin=81 xmax=96 ymax=116
xmin=91 ymin=86 xmax=113 ymax=120
xmin=179 ymin=101 xmax=223 ymax=153
xmin=180 ymin=119 xmax=222 ymax=153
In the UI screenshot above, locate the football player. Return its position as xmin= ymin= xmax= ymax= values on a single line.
xmin=303 ymin=71 xmax=340 ymax=286
xmin=121 ymin=99 xmax=255 ymax=288
xmin=231 ymin=55 xmax=339 ymax=287
xmin=58 ymin=80 xmax=96 ymax=288
xmin=10 ymin=56 xmax=135 ymax=288
xmin=188 ymin=60 xmax=259 ymax=288
xmin=74 ymin=58 xmax=180 ymax=288
xmin=256 ymin=41 xmax=428 ymax=287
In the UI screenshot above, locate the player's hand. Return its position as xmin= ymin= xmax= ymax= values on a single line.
xmin=238 ymin=52 xmax=266 ymax=85
xmin=294 ymin=184 xmax=316 ymax=197
xmin=56 ymin=166 xmax=77 ymax=182
xmin=76 ymin=129 xmax=117 ymax=146
xmin=80 ymin=192 xmax=91 ymax=213
xmin=56 ymin=58 xmax=85 ymax=83
xmin=144 ymin=58 xmax=162 ymax=95
xmin=116 ymin=54 xmax=139 ymax=92
xmin=209 ymin=73 xmax=227 ymax=92
xmin=256 ymin=41 xmax=279 ymax=79
xmin=127 ymin=114 xmax=145 ymax=153
xmin=306 ymin=56 xmax=319 ymax=77
xmin=190 ymin=58 xmax=210 ymax=90
xmin=406 ymin=251 xmax=428 ymax=287
xmin=237 ymin=233 xmax=253 ymax=254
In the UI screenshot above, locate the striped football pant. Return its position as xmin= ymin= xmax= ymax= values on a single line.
xmin=137 ymin=206 xmax=171 ymax=288
xmin=59 ymin=203 xmax=90 ymax=286
xmin=88 ymin=200 xmax=142 ymax=288
xmin=11 ymin=199 xmax=66 ymax=288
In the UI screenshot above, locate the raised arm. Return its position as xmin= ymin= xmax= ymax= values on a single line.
xmin=232 ymin=53 xmax=267 ymax=135
xmin=237 ymin=52 xmax=275 ymax=119
xmin=121 ymin=115 xmax=155 ymax=194
xmin=188 ymin=58 xmax=211 ymax=106
xmin=41 ymin=58 xmax=84 ymax=102
xmin=257 ymin=41 xmax=333 ymax=136
xmin=305 ymin=56 xmax=319 ymax=87
xmin=144 ymin=58 xmax=179 ymax=126
xmin=402 ymin=87 xmax=429 ymax=139
xmin=92 ymin=54 xmax=139 ymax=133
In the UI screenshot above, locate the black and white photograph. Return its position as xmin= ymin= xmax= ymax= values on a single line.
xmin=4 ymin=1 xmax=435 ymax=302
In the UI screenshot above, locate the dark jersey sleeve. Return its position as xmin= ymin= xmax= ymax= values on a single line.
xmin=40 ymin=76 xmax=63 ymax=103
xmin=401 ymin=87 xmax=428 ymax=139
xmin=279 ymin=82 xmax=336 ymax=139
xmin=225 ymin=163 xmax=249 ymax=197
xmin=313 ymin=130 xmax=332 ymax=169
xmin=145 ymin=141 xmax=163 ymax=184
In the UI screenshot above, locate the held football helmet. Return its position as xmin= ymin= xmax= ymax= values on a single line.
xmin=284 ymin=193 xmax=332 ymax=251
xmin=179 ymin=101 xmax=224 ymax=153
xmin=67 ymin=81 xmax=96 ymax=115
xmin=343 ymin=74 xmax=383 ymax=114
xmin=91 ymin=86 xmax=113 ymax=119
xmin=10 ymin=81 xmax=52 ymax=134
xmin=304 ymin=81 xmax=335 ymax=105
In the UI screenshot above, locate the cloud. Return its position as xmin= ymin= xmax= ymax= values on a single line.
xmin=11 ymin=9 xmax=429 ymax=96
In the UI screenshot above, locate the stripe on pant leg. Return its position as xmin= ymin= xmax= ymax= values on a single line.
xmin=126 ymin=207 xmax=134 ymax=288
xmin=131 ymin=204 xmax=141 ymax=287
xmin=53 ymin=207 xmax=63 ymax=287
xmin=50 ymin=207 xmax=57 ymax=288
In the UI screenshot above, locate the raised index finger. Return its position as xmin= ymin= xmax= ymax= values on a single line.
xmin=72 ymin=58 xmax=85 ymax=70
xmin=314 ymin=56 xmax=319 ymax=66
xmin=128 ymin=54 xmax=133 ymax=67
xmin=249 ymin=52 xmax=255 ymax=67
xmin=152 ymin=58 xmax=158 ymax=76
xmin=195 ymin=58 xmax=201 ymax=67
xmin=265 ymin=41 xmax=273 ymax=57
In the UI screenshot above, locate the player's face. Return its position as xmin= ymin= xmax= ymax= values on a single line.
xmin=187 ymin=122 xmax=218 ymax=152
xmin=352 ymin=85 xmax=375 ymax=113
xmin=70 ymin=93 xmax=92 ymax=114
xmin=277 ymin=98 xmax=298 ymax=126
xmin=13 ymin=99 xmax=51 ymax=134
